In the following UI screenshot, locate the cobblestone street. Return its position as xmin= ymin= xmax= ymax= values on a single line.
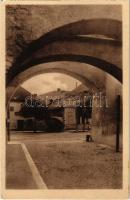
xmin=6 ymin=131 xmax=122 ymax=189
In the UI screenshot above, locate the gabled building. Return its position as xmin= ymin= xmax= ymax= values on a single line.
xmin=10 ymin=87 xmax=32 ymax=130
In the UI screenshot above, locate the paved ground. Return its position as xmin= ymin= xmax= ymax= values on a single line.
xmin=26 ymin=141 xmax=122 ymax=189
xmin=10 ymin=130 xmax=122 ymax=150
xmin=10 ymin=131 xmax=86 ymax=142
xmin=6 ymin=144 xmax=37 ymax=189
xmin=6 ymin=131 xmax=122 ymax=189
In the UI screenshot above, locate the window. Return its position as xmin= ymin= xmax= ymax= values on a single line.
xmin=10 ymin=106 xmax=14 ymax=111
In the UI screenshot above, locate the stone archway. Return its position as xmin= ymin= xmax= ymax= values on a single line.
xmin=7 ymin=62 xmax=103 ymax=103
xmin=6 ymin=17 xmax=122 ymax=140
xmin=7 ymin=18 xmax=122 ymax=85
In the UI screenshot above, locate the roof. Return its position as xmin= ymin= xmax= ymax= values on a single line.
xmin=11 ymin=86 xmax=31 ymax=102
xmin=70 ymin=84 xmax=89 ymax=95
xmin=39 ymin=89 xmax=68 ymax=100
xmin=38 ymin=84 xmax=89 ymax=107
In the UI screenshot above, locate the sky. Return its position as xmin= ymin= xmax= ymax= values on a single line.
xmin=21 ymin=73 xmax=81 ymax=95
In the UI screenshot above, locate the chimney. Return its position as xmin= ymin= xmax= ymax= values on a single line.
xmin=57 ymin=88 xmax=61 ymax=92
xmin=32 ymin=94 xmax=37 ymax=99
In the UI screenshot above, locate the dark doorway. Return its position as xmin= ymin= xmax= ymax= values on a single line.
xmin=17 ymin=120 xmax=24 ymax=130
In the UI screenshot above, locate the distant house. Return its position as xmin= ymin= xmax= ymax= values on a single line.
xmin=9 ymin=87 xmax=33 ymax=130
xmin=10 ymin=84 xmax=89 ymax=132
xmin=39 ymin=84 xmax=89 ymax=130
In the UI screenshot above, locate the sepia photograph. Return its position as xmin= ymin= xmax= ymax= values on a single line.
xmin=0 ymin=0 xmax=129 ymax=199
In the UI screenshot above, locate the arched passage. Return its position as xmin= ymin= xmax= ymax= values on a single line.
xmin=11 ymin=18 xmax=122 ymax=65
xmin=6 ymin=17 xmax=122 ymax=141
xmin=7 ymin=18 xmax=122 ymax=85
xmin=7 ymin=62 xmax=104 ymax=103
